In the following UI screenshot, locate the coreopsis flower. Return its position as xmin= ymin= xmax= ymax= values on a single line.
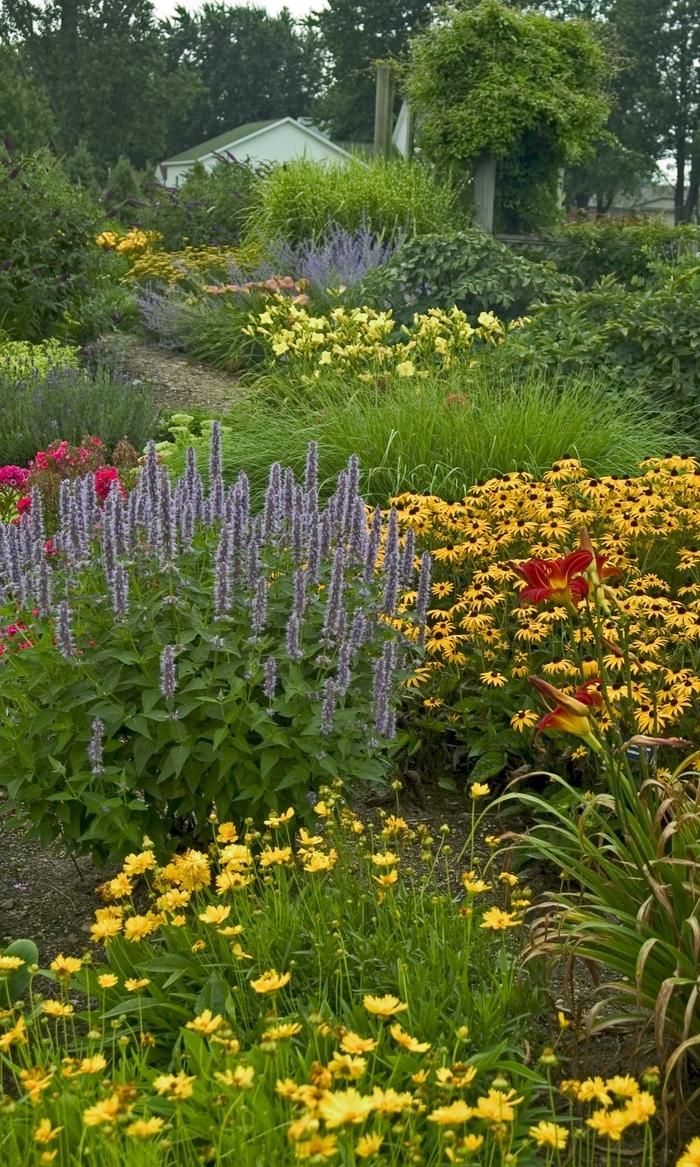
xmin=126 ymin=1116 xmax=166 ymax=1138
xmin=50 ymin=954 xmax=82 ymax=980
xmin=677 ymin=1137 xmax=700 ymax=1167
xmin=250 ymin=969 xmax=291 ymax=994
xmin=514 ymin=550 xmax=592 ymax=606
xmin=186 ymin=1009 xmax=223 ymax=1036
xmin=355 ymin=1132 xmax=383 ymax=1159
xmin=153 ymin=1071 xmax=195 ymax=1100
xmin=389 ymin=1023 xmax=431 ymax=1052
xmin=327 ymin=1053 xmax=367 ymax=1080
xmin=19 ymin=1067 xmax=54 ymax=1100
xmin=461 ymin=872 xmax=490 ymax=894
xmin=294 ymin=1134 xmax=338 ymax=1160
xmin=622 ymin=1092 xmax=656 ymax=1123
xmin=198 ymin=904 xmax=231 ymax=925
xmin=318 ymin=1087 xmax=374 ymax=1128
xmin=216 ymin=822 xmax=238 ymax=843
xmin=577 ymin=1077 xmax=612 ymax=1106
xmin=264 ymin=1022 xmax=302 ymax=1041
xmin=369 ymin=1086 xmax=415 ymax=1115
xmin=33 ymin=1119 xmax=63 ymax=1145
xmin=0 ymin=955 xmax=24 ymax=971
xmin=121 ymin=851 xmax=157 ymax=876
xmin=428 ymin=1100 xmax=473 ymax=1124
xmin=586 ymin=1108 xmax=631 ymax=1141
xmin=97 ymin=973 xmax=119 ymax=989
xmin=480 ymin=907 xmax=520 ymax=931
xmin=214 ymin=1066 xmax=255 ymax=1089
xmin=472 ymin=1088 xmax=522 ymax=1123
xmin=529 ymin=1121 xmax=569 ymax=1149
xmin=469 ymin=782 xmax=490 ymax=798
xmin=124 ymin=978 xmax=150 ymax=992
xmin=41 ymin=1001 xmax=73 ymax=1018
xmin=362 ymin=994 xmax=408 ymax=1018
xmin=340 ymin=1032 xmax=378 ymax=1054
xmin=83 ymin=1092 xmax=126 ymax=1126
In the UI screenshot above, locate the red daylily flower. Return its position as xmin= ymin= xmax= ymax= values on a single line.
xmin=514 ymin=550 xmax=593 ymax=606
xmin=529 ymin=675 xmax=602 ymax=751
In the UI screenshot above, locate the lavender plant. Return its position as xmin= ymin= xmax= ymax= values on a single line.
xmin=0 ymin=433 xmax=425 ymax=862
xmin=260 ymin=224 xmax=399 ymax=305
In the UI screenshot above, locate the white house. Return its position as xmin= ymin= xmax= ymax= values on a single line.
xmin=157 ymin=117 xmax=355 ymax=186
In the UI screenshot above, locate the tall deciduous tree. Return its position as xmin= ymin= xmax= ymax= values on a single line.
xmin=405 ymin=0 xmax=611 ymax=231
xmin=161 ymin=4 xmax=323 ymax=154
xmin=312 ymin=0 xmax=434 ymax=142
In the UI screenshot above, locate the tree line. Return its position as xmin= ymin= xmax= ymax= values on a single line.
xmin=0 ymin=0 xmax=699 ymax=222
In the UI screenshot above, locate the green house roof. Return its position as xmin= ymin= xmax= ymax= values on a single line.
xmin=162 ymin=120 xmax=283 ymax=165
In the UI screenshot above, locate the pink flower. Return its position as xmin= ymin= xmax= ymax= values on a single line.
xmin=0 ymin=465 xmax=29 ymax=488
xmin=16 ymin=496 xmax=31 ymax=515
xmin=44 ymin=539 xmax=57 ymax=557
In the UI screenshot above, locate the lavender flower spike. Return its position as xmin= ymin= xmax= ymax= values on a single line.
xmin=160 ymin=644 xmax=177 ymax=700
xmin=56 ymin=600 xmax=76 ymax=659
xmin=87 ymin=717 xmax=105 ymax=775
xmin=263 ymin=657 xmax=278 ymax=700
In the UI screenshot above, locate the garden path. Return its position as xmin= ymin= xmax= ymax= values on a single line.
xmin=122 ymin=340 xmax=242 ymax=413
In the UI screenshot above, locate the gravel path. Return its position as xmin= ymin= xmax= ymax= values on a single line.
xmin=118 ymin=338 xmax=243 ymax=414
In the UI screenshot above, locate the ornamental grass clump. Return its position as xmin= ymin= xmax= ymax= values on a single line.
xmin=0 ymin=432 xmax=425 ymax=861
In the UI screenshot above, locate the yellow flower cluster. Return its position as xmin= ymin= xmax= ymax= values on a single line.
xmin=244 ymin=300 xmax=524 ymax=379
xmin=393 ymin=455 xmax=700 ymax=745
xmin=95 ymin=228 xmax=162 ymax=255
xmin=126 ymin=244 xmax=241 ymax=285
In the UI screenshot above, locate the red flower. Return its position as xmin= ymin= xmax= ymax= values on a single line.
xmin=16 ymin=495 xmax=31 ymax=515
xmin=514 ymin=550 xmax=593 ymax=606
xmin=529 ymin=675 xmax=602 ymax=751
xmin=94 ymin=466 xmax=126 ymax=501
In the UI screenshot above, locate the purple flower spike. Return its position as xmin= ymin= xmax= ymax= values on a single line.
xmin=160 ymin=644 xmax=177 ymax=700
xmin=56 ymin=600 xmax=76 ymax=658
xmin=87 ymin=717 xmax=105 ymax=775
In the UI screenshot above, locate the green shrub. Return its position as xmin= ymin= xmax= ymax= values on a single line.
xmin=0 ymin=366 xmax=158 ymax=466
xmin=356 ymin=230 xmax=569 ymax=321
xmin=543 ymin=220 xmax=700 ymax=289
xmin=244 ymin=157 xmax=466 ymax=246
xmin=0 ymin=436 xmax=420 ymax=860
xmin=0 ymin=148 xmax=111 ymax=341
xmin=168 ymin=366 xmax=678 ymax=504
xmin=140 ymin=158 xmax=263 ymax=251
xmin=505 ymin=266 xmax=700 ymax=423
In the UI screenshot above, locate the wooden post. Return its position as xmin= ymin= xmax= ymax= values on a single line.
xmin=373 ymin=63 xmax=394 ymax=158
xmin=404 ymin=105 xmax=415 ymax=160
xmin=473 ymin=153 xmax=497 ymax=233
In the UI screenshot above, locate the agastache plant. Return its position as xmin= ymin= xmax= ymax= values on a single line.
xmin=0 ymin=433 xmax=428 ymax=860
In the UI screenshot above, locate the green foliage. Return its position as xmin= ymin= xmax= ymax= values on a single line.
xmin=244 ymin=157 xmax=465 ymax=246
xmin=405 ymin=0 xmax=611 ymax=231
xmin=0 ymin=366 xmax=158 ymax=467
xmin=62 ymin=139 xmax=103 ymax=195
xmin=507 ymin=757 xmax=700 ymax=1067
xmin=544 ymin=219 xmax=700 ymax=289
xmin=170 ymin=367 xmax=677 ymax=504
xmin=0 ymin=148 xmax=110 ymax=342
xmin=505 ymin=264 xmax=700 ymax=422
xmin=357 ymin=229 xmax=570 ymax=320
xmin=142 ymin=159 xmax=263 ymax=250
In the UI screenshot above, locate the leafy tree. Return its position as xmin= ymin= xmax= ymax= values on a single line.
xmin=161 ymin=4 xmax=323 ymax=153
xmin=62 ymin=138 xmax=102 ymax=195
xmin=312 ymin=0 xmax=434 ymax=142
xmin=0 ymin=42 xmax=56 ymax=152
xmin=0 ymin=0 xmax=195 ymax=170
xmin=404 ymin=0 xmax=612 ymax=231
xmin=521 ymin=0 xmax=700 ymax=222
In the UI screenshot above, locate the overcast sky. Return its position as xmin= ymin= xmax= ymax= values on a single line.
xmin=153 ymin=0 xmax=319 ymax=18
